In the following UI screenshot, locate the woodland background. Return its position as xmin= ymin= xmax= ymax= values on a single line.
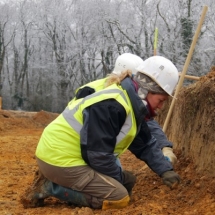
xmin=0 ymin=0 xmax=214 ymax=112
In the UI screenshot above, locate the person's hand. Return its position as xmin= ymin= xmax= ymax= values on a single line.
xmin=161 ymin=170 xmax=180 ymax=188
xmin=162 ymin=147 xmax=177 ymax=165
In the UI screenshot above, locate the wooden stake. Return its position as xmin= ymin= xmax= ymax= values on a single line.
xmin=0 ymin=97 xmax=2 ymax=110
xmin=180 ymin=73 xmax=200 ymax=81
xmin=163 ymin=5 xmax=208 ymax=132
xmin=154 ymin=27 xmax=158 ymax=56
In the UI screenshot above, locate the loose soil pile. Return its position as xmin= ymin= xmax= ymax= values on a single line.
xmin=1 ymin=69 xmax=215 ymax=215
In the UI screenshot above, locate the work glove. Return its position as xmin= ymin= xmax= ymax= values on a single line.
xmin=162 ymin=147 xmax=177 ymax=165
xmin=161 ymin=170 xmax=180 ymax=188
xmin=122 ymin=170 xmax=136 ymax=195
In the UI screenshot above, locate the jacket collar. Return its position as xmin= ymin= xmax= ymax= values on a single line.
xmin=121 ymin=77 xmax=149 ymax=131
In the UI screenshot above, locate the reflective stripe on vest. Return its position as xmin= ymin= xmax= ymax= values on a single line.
xmin=62 ymin=87 xmax=132 ymax=149
xmin=70 ymin=78 xmax=107 ymax=104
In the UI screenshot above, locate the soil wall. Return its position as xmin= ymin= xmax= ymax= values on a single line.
xmin=157 ymin=67 xmax=215 ymax=175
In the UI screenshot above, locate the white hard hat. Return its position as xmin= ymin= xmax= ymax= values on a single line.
xmin=112 ymin=53 xmax=144 ymax=75
xmin=136 ymin=56 xmax=179 ymax=96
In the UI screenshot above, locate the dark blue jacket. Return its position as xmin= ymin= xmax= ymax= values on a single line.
xmin=76 ymin=77 xmax=173 ymax=183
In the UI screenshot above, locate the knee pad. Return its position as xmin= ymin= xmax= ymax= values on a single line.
xmin=102 ymin=195 xmax=130 ymax=210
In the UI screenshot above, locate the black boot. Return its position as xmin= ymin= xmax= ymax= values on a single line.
xmin=48 ymin=182 xmax=90 ymax=207
xmin=21 ymin=170 xmax=90 ymax=208
xmin=21 ymin=170 xmax=49 ymax=208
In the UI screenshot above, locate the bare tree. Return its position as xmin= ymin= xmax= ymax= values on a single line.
xmin=0 ymin=3 xmax=15 ymax=97
xmin=0 ymin=0 xmax=214 ymax=111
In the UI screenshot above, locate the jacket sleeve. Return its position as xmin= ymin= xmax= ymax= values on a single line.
xmin=128 ymin=121 xmax=173 ymax=176
xmin=80 ymin=99 xmax=126 ymax=184
xmin=147 ymin=119 xmax=173 ymax=149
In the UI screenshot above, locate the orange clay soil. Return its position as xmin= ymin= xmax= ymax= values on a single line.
xmin=1 ymin=68 xmax=215 ymax=215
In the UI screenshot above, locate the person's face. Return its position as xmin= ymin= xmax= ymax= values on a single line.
xmin=146 ymin=93 xmax=169 ymax=111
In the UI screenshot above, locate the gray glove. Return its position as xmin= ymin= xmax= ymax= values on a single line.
xmin=161 ymin=171 xmax=180 ymax=188
xmin=122 ymin=170 xmax=136 ymax=195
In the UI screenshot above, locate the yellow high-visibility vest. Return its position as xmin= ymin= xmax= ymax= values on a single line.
xmin=36 ymin=83 xmax=137 ymax=167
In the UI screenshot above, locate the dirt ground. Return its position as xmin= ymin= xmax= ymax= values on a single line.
xmin=1 ymin=69 xmax=215 ymax=215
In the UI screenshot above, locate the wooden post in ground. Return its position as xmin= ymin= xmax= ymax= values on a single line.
xmin=154 ymin=27 xmax=158 ymax=56
xmin=163 ymin=5 xmax=208 ymax=133
xmin=0 ymin=97 xmax=2 ymax=110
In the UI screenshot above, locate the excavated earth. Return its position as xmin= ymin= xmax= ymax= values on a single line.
xmin=1 ymin=67 xmax=215 ymax=215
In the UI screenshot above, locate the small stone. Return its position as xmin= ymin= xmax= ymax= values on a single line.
xmin=194 ymin=183 xmax=201 ymax=188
